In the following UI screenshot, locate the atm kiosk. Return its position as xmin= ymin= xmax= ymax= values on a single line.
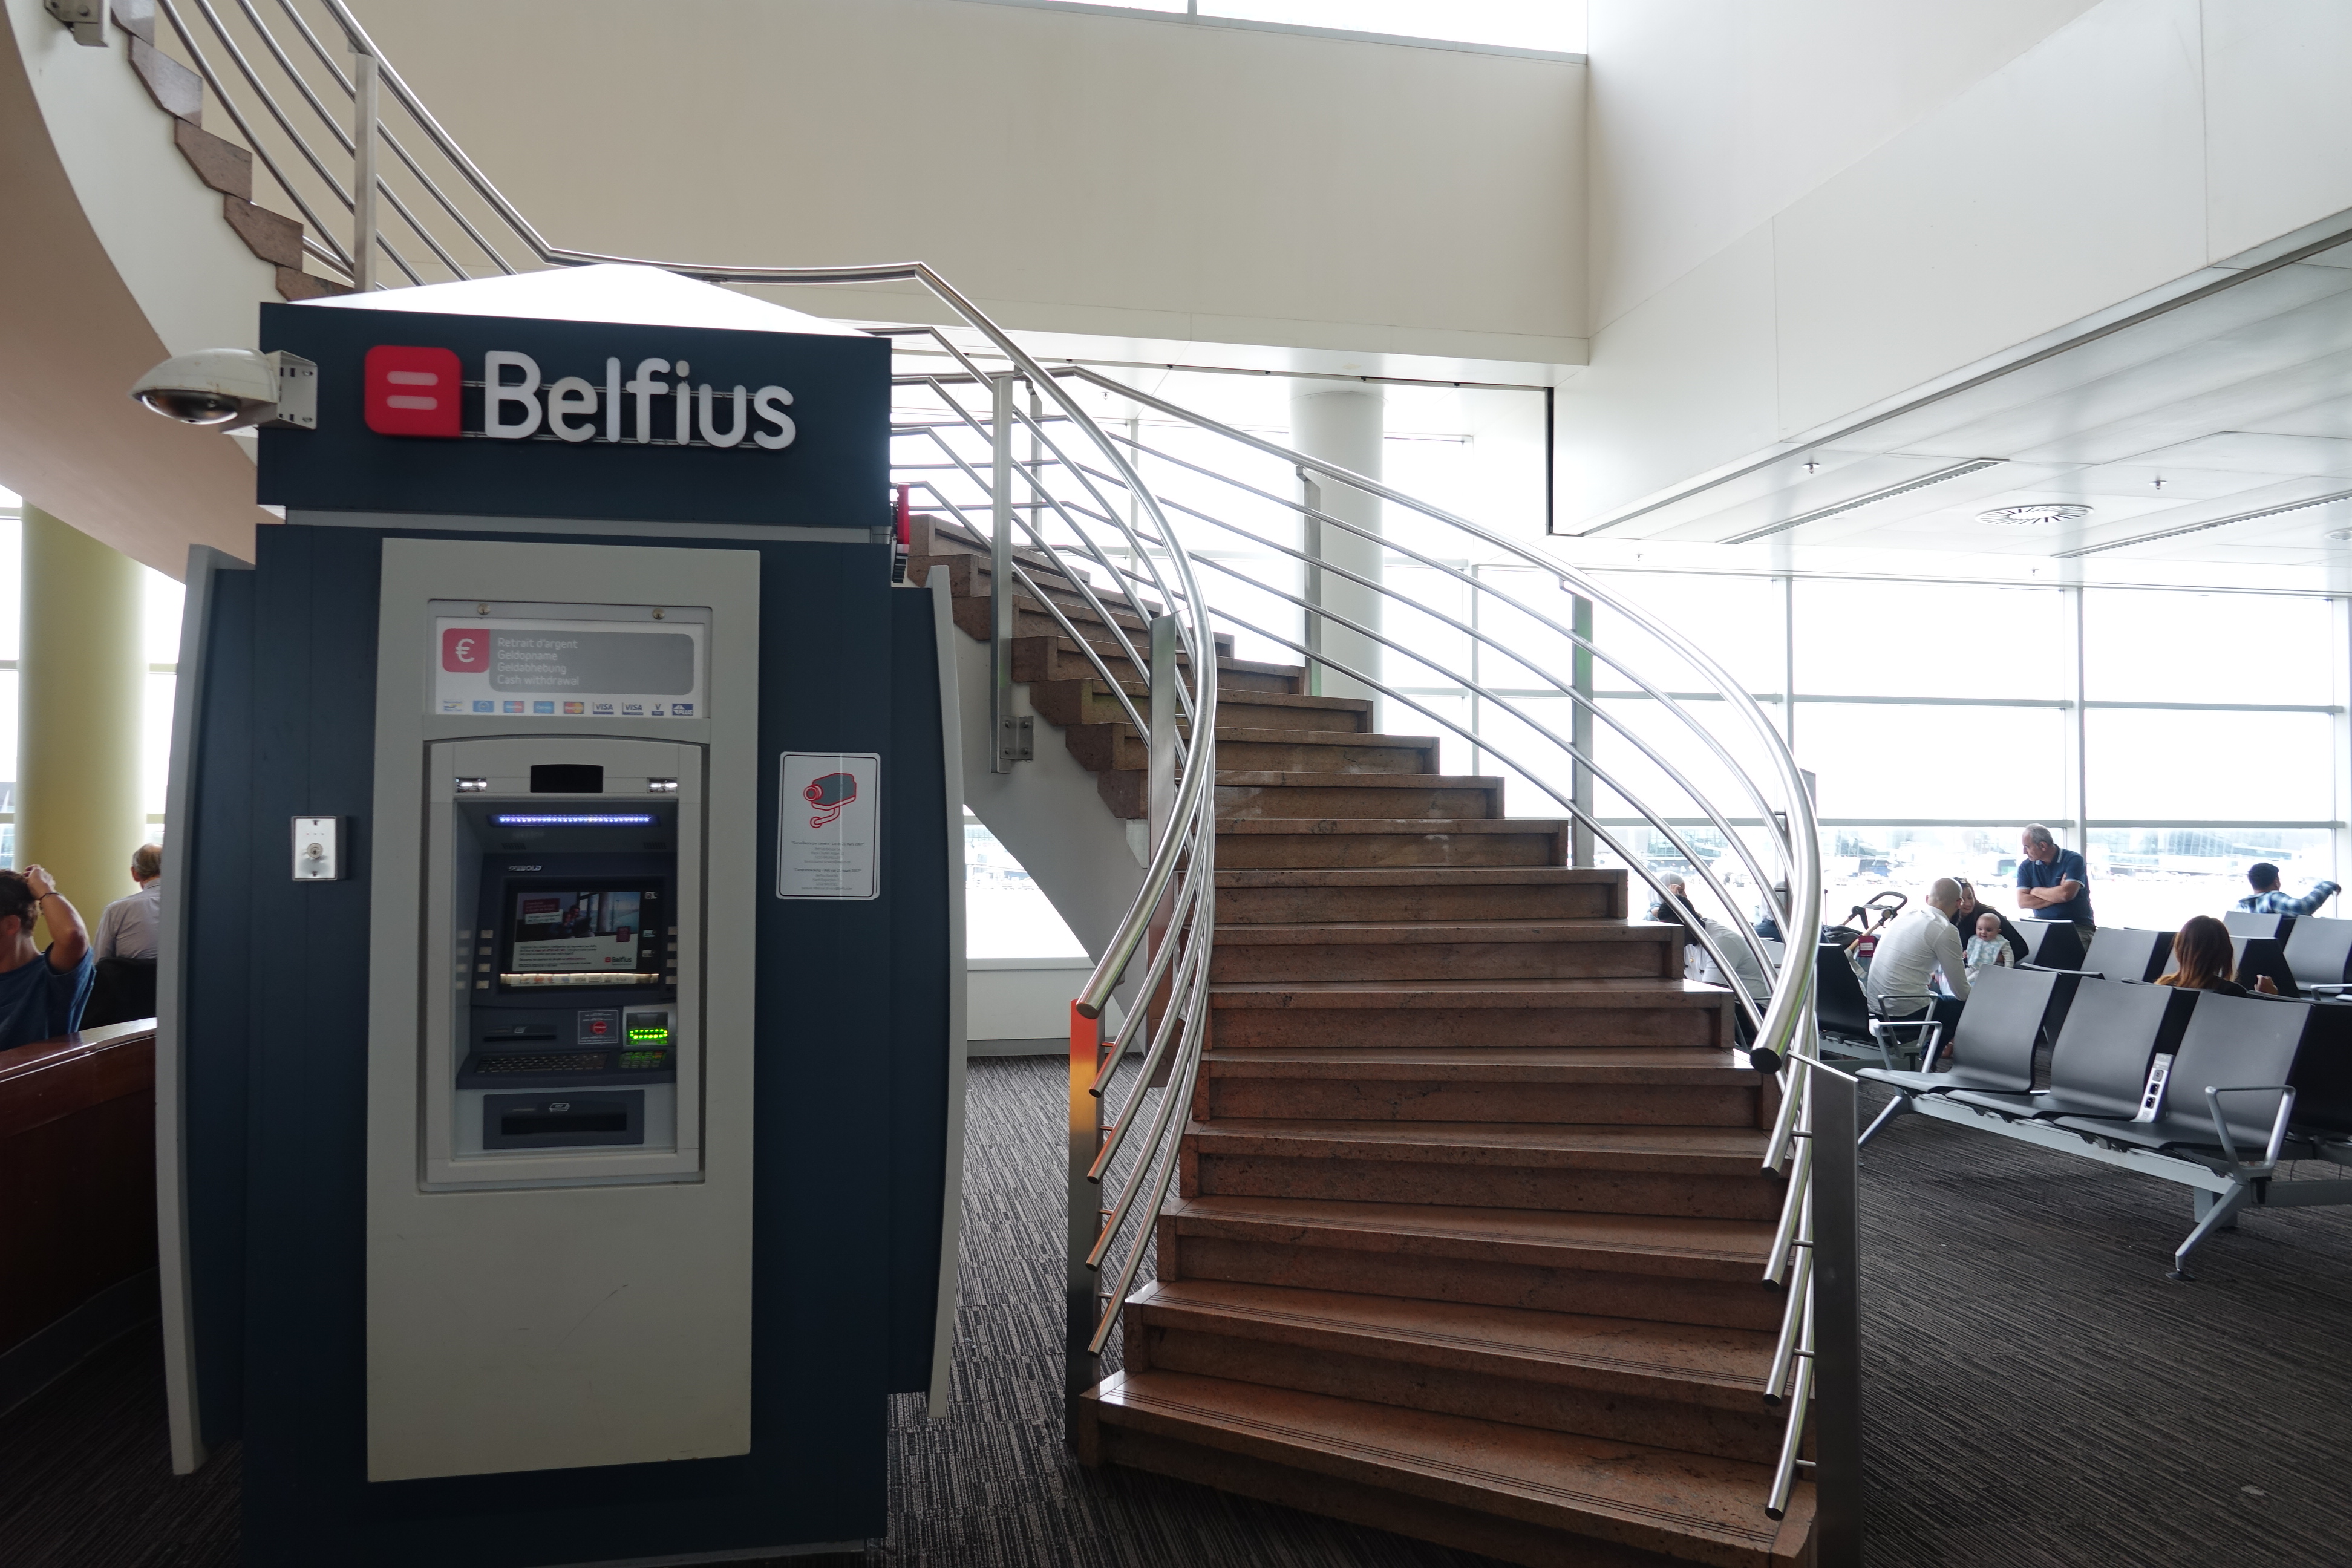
xmin=156 ymin=266 xmax=963 ymax=1563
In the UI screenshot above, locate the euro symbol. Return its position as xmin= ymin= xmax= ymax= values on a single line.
xmin=456 ymin=636 xmax=477 ymax=662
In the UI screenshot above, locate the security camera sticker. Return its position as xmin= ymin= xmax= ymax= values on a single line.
xmin=778 ymin=752 xmax=880 ymax=900
xmin=804 ymin=771 xmax=857 ymax=828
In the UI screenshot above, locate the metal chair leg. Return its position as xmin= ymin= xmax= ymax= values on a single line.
xmin=2167 ymin=1183 xmax=2252 ymax=1281
xmin=1858 ymin=1093 xmax=1911 ymax=1149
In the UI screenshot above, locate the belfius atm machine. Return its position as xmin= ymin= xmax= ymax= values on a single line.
xmin=153 ymin=266 xmax=965 ymax=1564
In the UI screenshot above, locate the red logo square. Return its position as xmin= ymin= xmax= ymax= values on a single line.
xmin=442 ymin=627 xmax=490 ymax=672
xmin=365 ymin=345 xmax=462 ymax=437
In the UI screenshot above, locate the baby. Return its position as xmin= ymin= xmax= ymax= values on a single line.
xmin=1964 ymin=910 xmax=2011 ymax=978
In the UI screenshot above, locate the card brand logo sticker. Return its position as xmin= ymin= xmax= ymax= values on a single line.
xmin=364 ymin=345 xmax=462 ymax=438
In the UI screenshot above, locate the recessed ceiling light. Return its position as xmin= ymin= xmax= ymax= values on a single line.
xmin=1979 ymin=504 xmax=2091 ymax=526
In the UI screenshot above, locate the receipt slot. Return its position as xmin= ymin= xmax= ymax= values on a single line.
xmin=426 ymin=737 xmax=702 ymax=1184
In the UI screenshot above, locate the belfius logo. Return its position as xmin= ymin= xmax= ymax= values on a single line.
xmin=363 ymin=347 xmax=797 ymax=449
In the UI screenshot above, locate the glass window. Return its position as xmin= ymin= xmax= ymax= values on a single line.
xmin=1587 ymin=571 xmax=1785 ymax=701
xmin=0 ymin=515 xmax=18 ymax=662
xmin=145 ymin=567 xmax=184 ymax=664
xmin=964 ymin=815 xmax=1086 ymax=959
xmin=2086 ymin=709 xmax=2336 ymax=822
xmin=2085 ymin=589 xmax=2334 ymax=706
xmin=1797 ymin=703 xmax=2067 ymax=822
xmin=145 ymin=671 xmax=176 ymax=820
xmin=2088 ymin=828 xmax=2337 ymax=930
xmin=1795 ymin=578 xmax=2066 ymax=700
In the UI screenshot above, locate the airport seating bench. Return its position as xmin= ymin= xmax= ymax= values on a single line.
xmin=1858 ymin=970 xmax=2352 ymax=1278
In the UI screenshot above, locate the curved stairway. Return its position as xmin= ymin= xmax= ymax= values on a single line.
xmin=912 ymin=514 xmax=1817 ymax=1566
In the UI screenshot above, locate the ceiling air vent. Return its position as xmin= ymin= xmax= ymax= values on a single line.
xmin=1978 ymin=505 xmax=2090 ymax=526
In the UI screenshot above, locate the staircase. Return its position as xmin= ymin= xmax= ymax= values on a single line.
xmin=913 ymin=515 xmax=1818 ymax=1566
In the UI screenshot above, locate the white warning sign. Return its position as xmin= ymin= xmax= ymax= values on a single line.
xmin=777 ymin=751 xmax=880 ymax=900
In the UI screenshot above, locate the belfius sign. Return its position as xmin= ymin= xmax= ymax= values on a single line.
xmin=256 ymin=302 xmax=888 ymax=528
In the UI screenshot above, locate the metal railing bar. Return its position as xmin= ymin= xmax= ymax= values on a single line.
xmin=1007 ymin=413 xmax=1203 ymax=716
xmin=1086 ymin=867 xmax=1207 ymax=1100
xmin=914 ymin=393 xmax=1163 ymax=714
xmin=910 ymin=350 xmax=1186 ymax=653
xmin=1095 ymin=442 xmax=1797 ymax=866
xmin=1127 ymin=506 xmax=1783 ymax=984
xmin=316 ymin=0 xmax=554 ymax=262
xmin=188 ymin=0 xmax=361 ymax=236
xmin=1085 ymin=920 xmax=1212 ymax=1197
xmin=1088 ymin=953 xmax=1212 ymax=1354
xmin=277 ymin=0 xmax=480 ymax=280
xmin=157 ymin=0 xmax=355 ymax=268
xmin=1142 ymin=575 xmax=1769 ymax=1032
xmin=908 ymin=338 xmax=1195 ymax=649
xmin=1065 ymin=369 xmax=1823 ymax=1054
xmin=1765 ymin=1292 xmax=1816 ymax=1518
xmin=1085 ymin=925 xmax=1212 ymax=1272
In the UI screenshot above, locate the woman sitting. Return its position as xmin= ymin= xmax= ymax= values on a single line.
xmin=2155 ymin=914 xmax=2277 ymax=996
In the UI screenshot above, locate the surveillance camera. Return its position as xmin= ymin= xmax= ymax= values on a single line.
xmin=130 ymin=348 xmax=316 ymax=432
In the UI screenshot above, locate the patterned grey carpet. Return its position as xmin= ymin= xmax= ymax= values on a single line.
xmin=5 ymin=1060 xmax=2351 ymax=1566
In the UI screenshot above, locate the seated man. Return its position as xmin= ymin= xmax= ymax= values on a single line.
xmin=0 ymin=866 xmax=93 ymax=1053
xmin=1864 ymin=875 xmax=1970 ymax=1042
xmin=2236 ymin=861 xmax=2339 ymax=918
xmin=2016 ymin=823 xmax=2095 ymax=941
xmin=94 ymin=843 xmax=163 ymax=962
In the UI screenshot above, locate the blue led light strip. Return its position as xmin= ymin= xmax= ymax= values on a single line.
xmin=490 ymin=813 xmax=657 ymax=826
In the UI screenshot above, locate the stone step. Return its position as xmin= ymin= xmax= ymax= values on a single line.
xmin=954 ymin=589 xmax=1189 ymax=654
xmin=1158 ymin=1191 xmax=1783 ymax=1333
xmin=1122 ymin=1278 xmax=1785 ymax=1463
xmin=1194 ymin=1047 xmax=1768 ymax=1127
xmin=1097 ymin=768 xmax=1495 ymax=822
xmin=1215 ymin=771 xmax=1502 ymax=820
xmin=1212 ymin=866 xmax=1624 ymax=923
xmin=1215 ymin=817 xmax=1566 ymax=869
xmin=1207 ymin=979 xmax=1737 ymax=1052
xmin=1011 ymin=634 xmax=1301 ymax=693
xmin=1206 ymin=918 xmax=1680 ymax=984
xmin=1070 ymin=727 xmax=1440 ymax=776
xmin=1180 ymin=1119 xmax=1784 ymax=1221
xmin=1076 ymin=1369 xmax=1813 ymax=1568
xmin=1033 ymin=682 xmax=1372 ymax=734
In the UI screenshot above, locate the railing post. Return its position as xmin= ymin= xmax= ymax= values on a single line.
xmin=991 ymin=373 xmax=1030 ymax=771
xmin=1299 ymin=469 xmax=1322 ymax=697
xmin=350 ymin=44 xmax=380 ymax=292
xmin=1148 ymin=615 xmax=1178 ymax=852
xmin=1570 ymin=592 xmax=1594 ymax=867
xmin=1064 ymin=1000 xmax=1103 ymax=1438
xmin=1810 ymin=1037 xmax=1864 ymax=1567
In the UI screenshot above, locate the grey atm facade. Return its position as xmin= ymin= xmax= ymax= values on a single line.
xmin=160 ymin=290 xmax=961 ymax=1564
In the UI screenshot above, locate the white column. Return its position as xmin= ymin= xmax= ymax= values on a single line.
xmin=1289 ymin=385 xmax=1383 ymax=715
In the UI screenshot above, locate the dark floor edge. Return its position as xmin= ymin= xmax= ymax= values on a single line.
xmin=0 ymin=1269 xmax=162 ymax=1420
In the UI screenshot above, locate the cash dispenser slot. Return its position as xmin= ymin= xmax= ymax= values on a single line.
xmin=483 ymin=1092 xmax=645 ymax=1150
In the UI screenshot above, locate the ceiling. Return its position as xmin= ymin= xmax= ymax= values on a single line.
xmin=1568 ymin=231 xmax=2352 ymax=592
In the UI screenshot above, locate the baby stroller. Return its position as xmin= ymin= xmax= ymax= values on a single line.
xmin=1826 ymin=890 xmax=1907 ymax=975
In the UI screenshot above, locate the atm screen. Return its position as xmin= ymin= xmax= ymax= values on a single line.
xmin=502 ymin=888 xmax=659 ymax=987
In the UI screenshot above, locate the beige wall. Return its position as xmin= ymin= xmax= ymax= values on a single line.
xmin=354 ymin=0 xmax=1587 ymax=365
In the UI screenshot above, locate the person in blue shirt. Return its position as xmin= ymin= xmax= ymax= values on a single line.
xmin=2016 ymin=823 xmax=2095 ymax=938
xmin=0 ymin=865 xmax=94 ymax=1053
xmin=2236 ymin=863 xmax=2339 ymax=918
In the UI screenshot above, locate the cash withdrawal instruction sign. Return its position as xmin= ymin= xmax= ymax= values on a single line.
xmin=433 ymin=614 xmax=705 ymax=719
xmin=778 ymin=753 xmax=879 ymax=900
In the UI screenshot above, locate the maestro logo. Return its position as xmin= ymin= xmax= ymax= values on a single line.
xmin=361 ymin=345 xmax=797 ymax=450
